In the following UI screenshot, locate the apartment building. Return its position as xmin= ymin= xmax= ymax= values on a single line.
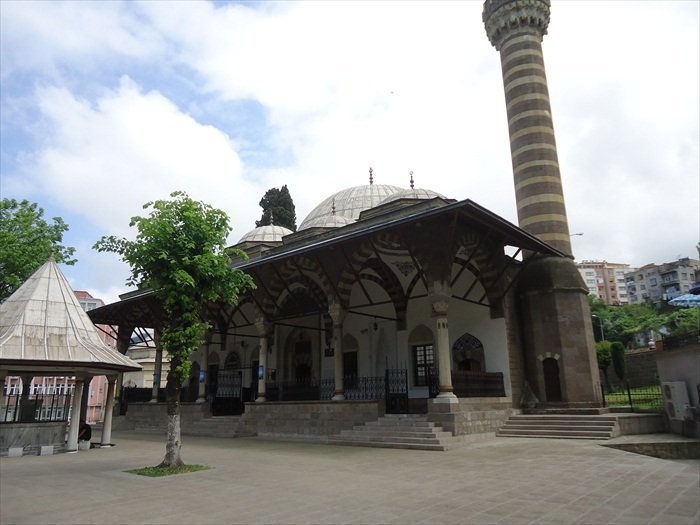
xmin=577 ymin=261 xmax=636 ymax=305
xmin=625 ymin=257 xmax=700 ymax=304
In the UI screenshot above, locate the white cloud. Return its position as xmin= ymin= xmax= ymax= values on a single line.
xmin=1 ymin=0 xmax=698 ymax=299
xmin=12 ymin=77 xmax=259 ymax=242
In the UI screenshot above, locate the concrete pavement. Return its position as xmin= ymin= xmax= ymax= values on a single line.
xmin=1 ymin=431 xmax=698 ymax=525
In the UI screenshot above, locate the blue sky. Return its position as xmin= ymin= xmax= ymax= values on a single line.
xmin=1 ymin=0 xmax=698 ymax=304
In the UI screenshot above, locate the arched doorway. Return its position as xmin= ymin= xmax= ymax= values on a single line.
xmin=542 ymin=358 xmax=562 ymax=402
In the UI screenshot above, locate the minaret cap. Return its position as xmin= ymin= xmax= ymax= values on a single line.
xmin=483 ymin=0 xmax=551 ymax=51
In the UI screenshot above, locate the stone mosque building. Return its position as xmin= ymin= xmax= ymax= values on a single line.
xmin=87 ymin=0 xmax=603 ymax=444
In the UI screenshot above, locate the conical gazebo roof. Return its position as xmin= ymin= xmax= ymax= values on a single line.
xmin=0 ymin=260 xmax=141 ymax=375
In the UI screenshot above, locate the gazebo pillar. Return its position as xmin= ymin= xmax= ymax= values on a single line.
xmin=100 ymin=376 xmax=118 ymax=447
xmin=151 ymin=330 xmax=163 ymax=403
xmin=66 ymin=376 xmax=86 ymax=452
xmin=79 ymin=375 xmax=93 ymax=422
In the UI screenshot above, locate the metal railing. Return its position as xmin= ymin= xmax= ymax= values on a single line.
xmin=451 ymin=371 xmax=506 ymax=397
xmin=600 ymin=382 xmax=664 ymax=413
xmin=1 ymin=393 xmax=73 ymax=423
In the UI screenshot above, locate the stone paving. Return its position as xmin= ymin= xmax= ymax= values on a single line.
xmin=0 ymin=431 xmax=698 ymax=525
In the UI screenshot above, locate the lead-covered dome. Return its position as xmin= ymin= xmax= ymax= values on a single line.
xmin=378 ymin=188 xmax=447 ymax=205
xmin=299 ymin=183 xmax=403 ymax=230
xmin=237 ymin=224 xmax=293 ymax=244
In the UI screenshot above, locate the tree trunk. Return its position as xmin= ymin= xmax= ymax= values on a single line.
xmin=158 ymin=369 xmax=184 ymax=468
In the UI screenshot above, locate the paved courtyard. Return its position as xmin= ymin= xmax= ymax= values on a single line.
xmin=1 ymin=431 xmax=698 ymax=525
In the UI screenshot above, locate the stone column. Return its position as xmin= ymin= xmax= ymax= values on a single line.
xmin=100 ymin=376 xmax=117 ymax=447
xmin=483 ymin=0 xmax=571 ymax=255
xmin=255 ymin=317 xmax=269 ymax=402
xmin=197 ymin=335 xmax=210 ymax=403
xmin=66 ymin=377 xmax=85 ymax=452
xmin=151 ymin=330 xmax=163 ymax=403
xmin=0 ymin=370 xmax=7 ymax=418
xmin=329 ymin=302 xmax=346 ymax=401
xmin=430 ymin=281 xmax=457 ymax=403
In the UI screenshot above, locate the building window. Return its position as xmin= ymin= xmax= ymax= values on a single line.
xmin=343 ymin=351 xmax=358 ymax=389
xmin=412 ymin=344 xmax=434 ymax=387
xmin=650 ymin=278 xmax=657 ymax=286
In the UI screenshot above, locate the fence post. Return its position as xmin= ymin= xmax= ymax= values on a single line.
xmin=600 ymin=383 xmax=607 ymax=408
xmin=626 ymin=381 xmax=634 ymax=412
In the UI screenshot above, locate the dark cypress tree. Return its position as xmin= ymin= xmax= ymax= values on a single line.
xmin=256 ymin=185 xmax=297 ymax=231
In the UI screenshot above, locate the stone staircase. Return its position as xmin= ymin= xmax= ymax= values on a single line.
xmin=327 ymin=414 xmax=457 ymax=451
xmin=497 ymin=414 xmax=617 ymax=440
xmin=182 ymin=416 xmax=243 ymax=438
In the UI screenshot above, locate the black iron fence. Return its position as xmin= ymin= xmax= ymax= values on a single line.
xmin=1 ymin=393 xmax=72 ymax=423
xmin=600 ymin=382 xmax=664 ymax=413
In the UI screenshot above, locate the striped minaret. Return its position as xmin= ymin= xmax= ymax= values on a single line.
xmin=483 ymin=0 xmax=572 ymax=256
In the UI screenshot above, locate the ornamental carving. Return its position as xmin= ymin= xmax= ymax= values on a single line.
xmin=393 ymin=261 xmax=415 ymax=277
xmin=431 ymin=300 xmax=449 ymax=317
xmin=483 ymin=0 xmax=551 ymax=50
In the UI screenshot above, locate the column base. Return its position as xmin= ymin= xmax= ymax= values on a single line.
xmin=195 ymin=397 xmax=206 ymax=404
xmin=332 ymin=394 xmax=345 ymax=401
xmin=148 ymin=398 xmax=159 ymax=403
xmin=255 ymin=396 xmax=266 ymax=403
xmin=433 ymin=392 xmax=459 ymax=404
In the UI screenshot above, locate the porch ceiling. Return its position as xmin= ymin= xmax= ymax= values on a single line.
xmin=88 ymin=198 xmax=562 ymax=332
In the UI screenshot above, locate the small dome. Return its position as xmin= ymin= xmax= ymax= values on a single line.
xmin=378 ymin=188 xmax=447 ymax=205
xmin=237 ymin=224 xmax=293 ymax=244
xmin=301 ymin=214 xmax=356 ymax=229
xmin=299 ymin=183 xmax=403 ymax=230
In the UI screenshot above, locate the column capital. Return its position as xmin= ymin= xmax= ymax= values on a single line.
xmin=483 ymin=0 xmax=550 ymax=51
xmin=328 ymin=301 xmax=346 ymax=326
xmin=254 ymin=316 xmax=270 ymax=336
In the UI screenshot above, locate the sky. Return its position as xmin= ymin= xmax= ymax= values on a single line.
xmin=1 ymin=0 xmax=698 ymax=305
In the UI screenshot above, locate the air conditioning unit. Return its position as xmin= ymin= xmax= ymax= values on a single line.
xmin=662 ymin=382 xmax=690 ymax=420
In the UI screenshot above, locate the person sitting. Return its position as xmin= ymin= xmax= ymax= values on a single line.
xmin=78 ymin=420 xmax=92 ymax=448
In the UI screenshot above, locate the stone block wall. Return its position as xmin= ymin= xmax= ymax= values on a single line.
xmin=428 ymin=397 xmax=517 ymax=436
xmin=125 ymin=402 xmax=208 ymax=433
xmin=0 ymin=422 xmax=67 ymax=457
xmin=239 ymin=400 xmax=382 ymax=439
xmin=608 ymin=350 xmax=659 ymax=388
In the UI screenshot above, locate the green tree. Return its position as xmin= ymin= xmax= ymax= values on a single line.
xmin=596 ymin=340 xmax=612 ymax=392
xmin=0 ymin=199 xmax=76 ymax=301
xmin=610 ymin=341 xmax=626 ymax=383
xmin=255 ymin=185 xmax=297 ymax=231
xmin=94 ymin=191 xmax=254 ymax=467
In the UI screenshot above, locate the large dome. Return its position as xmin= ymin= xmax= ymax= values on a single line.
xmin=237 ymin=224 xmax=293 ymax=244
xmin=299 ymin=183 xmax=403 ymax=230
xmin=378 ymin=188 xmax=448 ymax=205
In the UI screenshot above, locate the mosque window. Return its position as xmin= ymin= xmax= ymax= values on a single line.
xmin=413 ymin=344 xmax=434 ymax=387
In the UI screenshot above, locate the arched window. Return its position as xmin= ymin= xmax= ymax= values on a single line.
xmin=452 ymin=333 xmax=485 ymax=372
xmin=224 ymin=351 xmax=241 ymax=370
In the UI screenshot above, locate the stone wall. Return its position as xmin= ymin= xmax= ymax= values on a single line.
xmin=428 ymin=397 xmax=516 ymax=436
xmin=608 ymin=350 xmax=659 ymax=388
xmin=0 ymin=422 xmax=67 ymax=456
xmin=125 ymin=402 xmax=208 ymax=433
xmin=239 ymin=400 xmax=382 ymax=439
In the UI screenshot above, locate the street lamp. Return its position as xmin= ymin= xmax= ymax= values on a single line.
xmin=591 ymin=314 xmax=605 ymax=341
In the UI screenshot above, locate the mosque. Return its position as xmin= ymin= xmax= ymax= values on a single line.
xmin=87 ymin=0 xmax=602 ymax=444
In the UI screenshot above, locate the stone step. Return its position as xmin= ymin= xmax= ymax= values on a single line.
xmin=330 ymin=434 xmax=445 ymax=445
xmin=497 ymin=428 xmax=612 ymax=439
xmin=509 ymin=415 xmax=617 ymax=422
xmin=364 ymin=420 xmax=436 ymax=428
xmin=496 ymin=431 xmax=609 ymax=440
xmin=342 ymin=429 xmax=451 ymax=439
xmin=501 ymin=421 xmax=614 ymax=432
xmin=327 ymin=438 xmax=448 ymax=451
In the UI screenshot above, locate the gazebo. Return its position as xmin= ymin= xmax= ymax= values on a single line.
xmin=0 ymin=260 xmax=141 ymax=456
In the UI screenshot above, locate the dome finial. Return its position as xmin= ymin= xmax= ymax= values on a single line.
xmin=270 ymin=209 xmax=275 ymax=225
xmin=409 ymin=171 xmax=414 ymax=189
xmin=369 ymin=167 xmax=373 ymax=185
xmin=332 ymin=198 xmax=336 ymax=215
